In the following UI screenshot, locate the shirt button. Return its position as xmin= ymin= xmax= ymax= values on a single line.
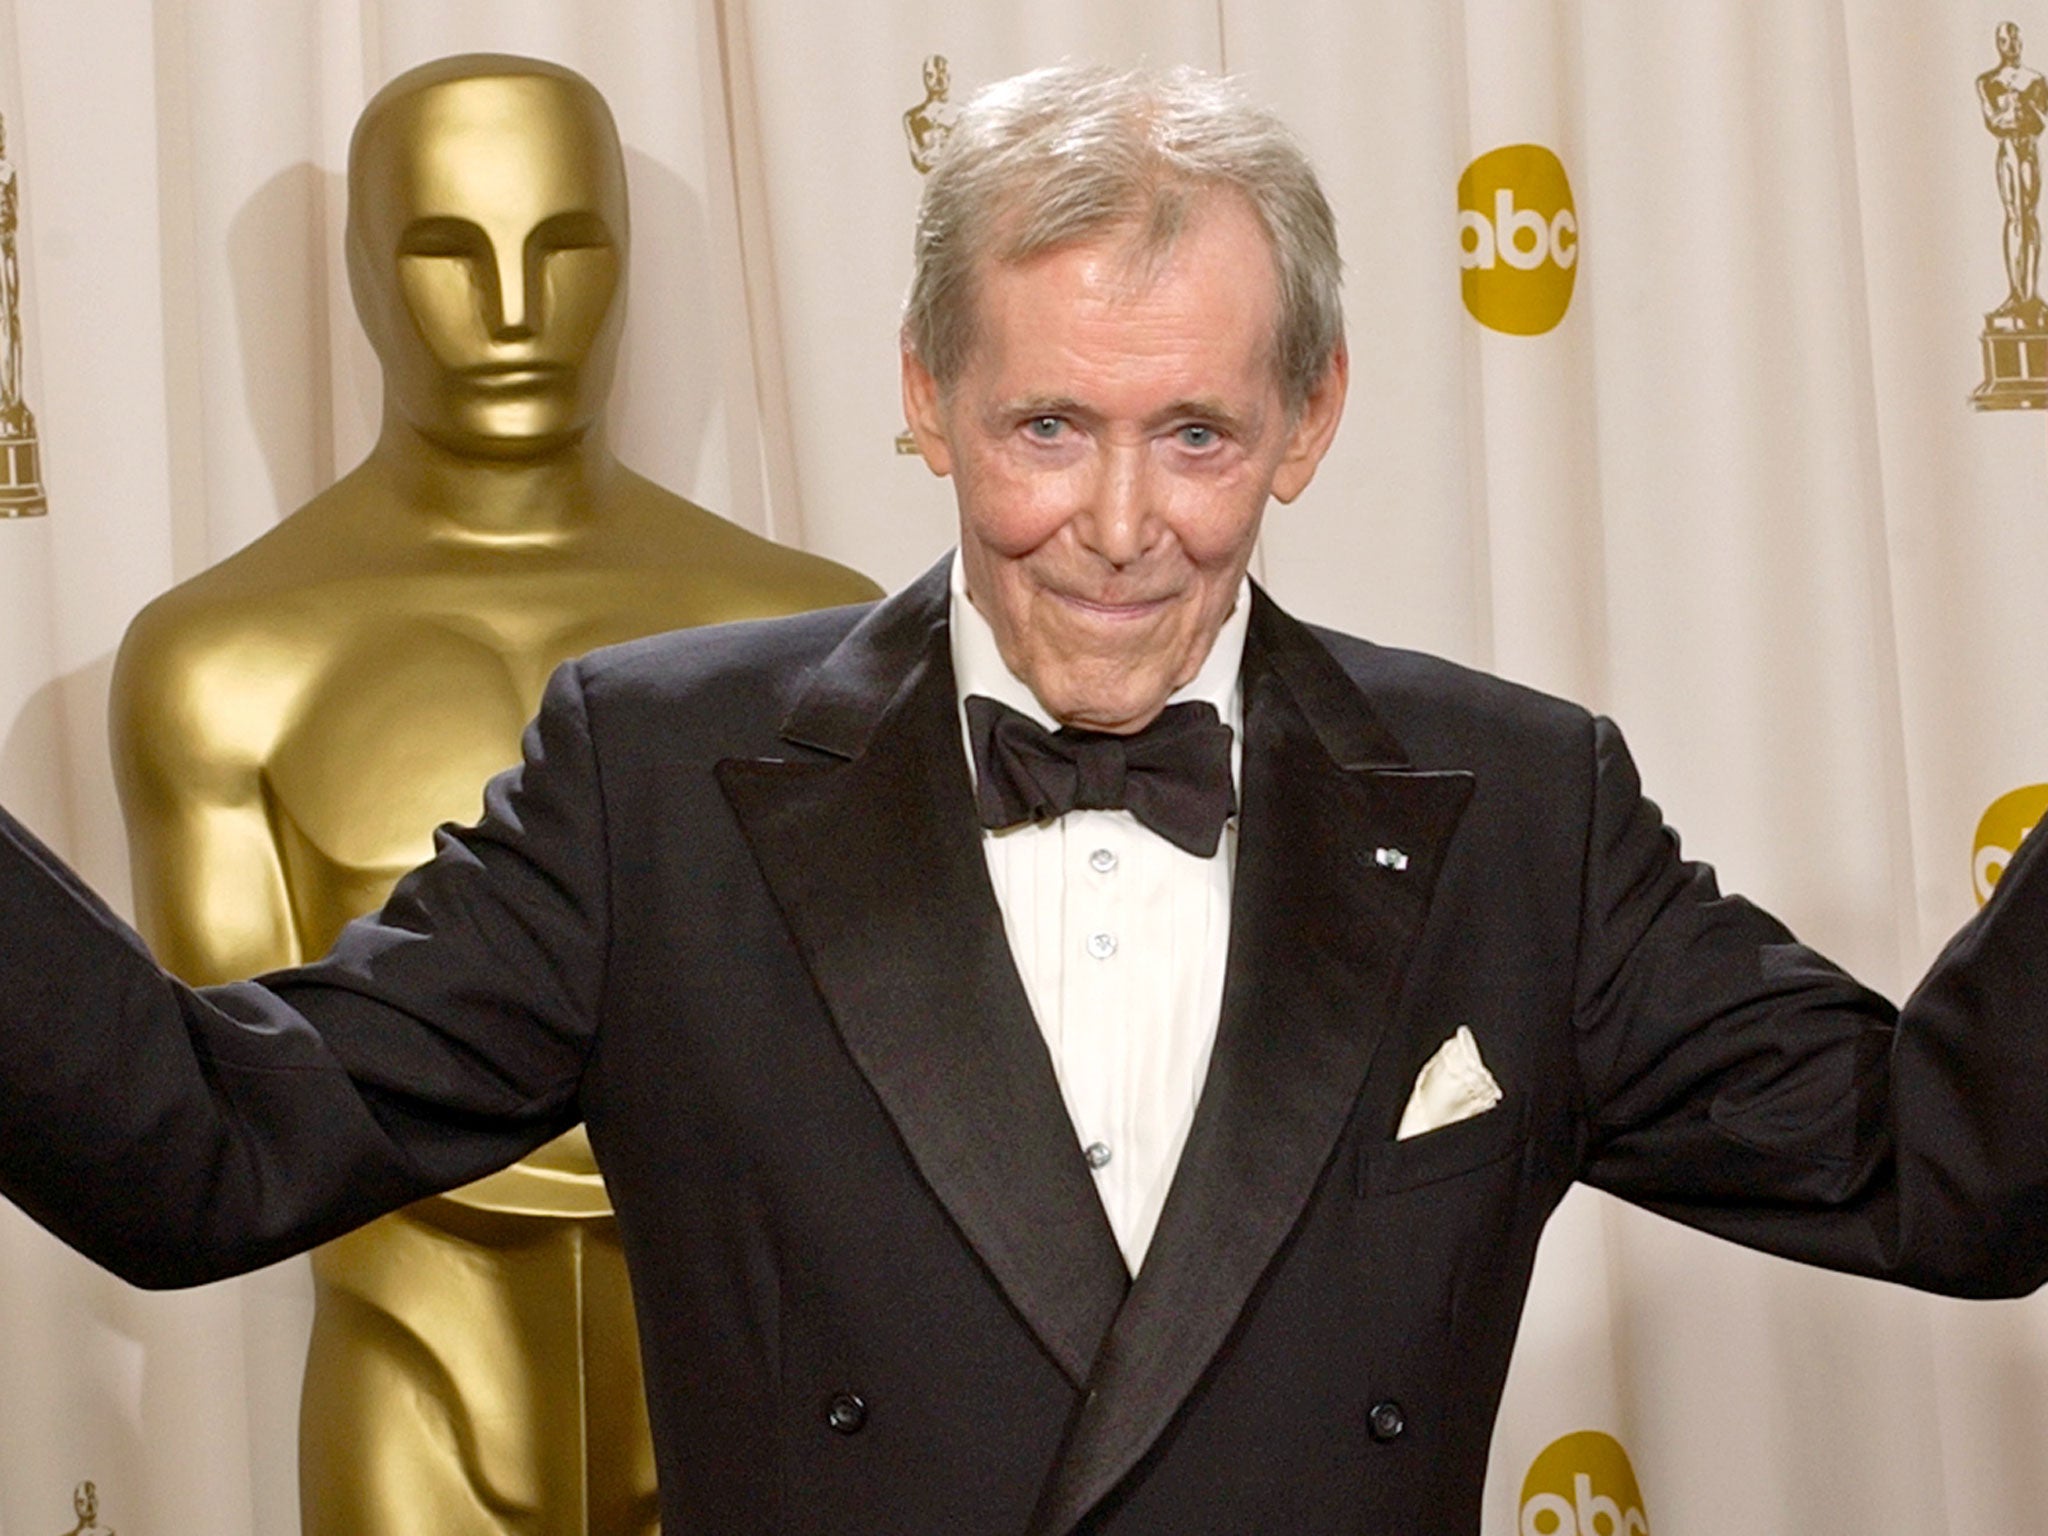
xmin=1089 ymin=847 xmax=1118 ymax=874
xmin=1084 ymin=1142 xmax=1113 ymax=1170
xmin=1086 ymin=932 xmax=1117 ymax=960
xmin=825 ymin=1392 xmax=867 ymax=1434
xmin=1367 ymin=1399 xmax=1406 ymax=1442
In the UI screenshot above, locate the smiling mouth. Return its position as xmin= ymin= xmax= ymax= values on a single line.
xmin=1056 ymin=590 xmax=1176 ymax=620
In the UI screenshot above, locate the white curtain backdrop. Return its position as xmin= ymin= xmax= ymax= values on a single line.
xmin=0 ymin=2 xmax=2044 ymax=1532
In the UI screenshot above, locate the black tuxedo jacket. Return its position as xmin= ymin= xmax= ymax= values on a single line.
xmin=3 ymin=560 xmax=2046 ymax=1535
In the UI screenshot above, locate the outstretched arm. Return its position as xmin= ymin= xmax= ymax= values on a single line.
xmin=0 ymin=662 xmax=606 ymax=1286
xmin=1575 ymin=716 xmax=2048 ymax=1297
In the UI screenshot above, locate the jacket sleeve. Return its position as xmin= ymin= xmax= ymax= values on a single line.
xmin=1573 ymin=714 xmax=2048 ymax=1297
xmin=0 ymin=660 xmax=609 ymax=1287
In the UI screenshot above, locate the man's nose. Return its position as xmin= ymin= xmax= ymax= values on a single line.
xmin=1083 ymin=442 xmax=1157 ymax=565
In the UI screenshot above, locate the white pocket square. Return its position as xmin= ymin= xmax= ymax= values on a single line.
xmin=1396 ymin=1025 xmax=1504 ymax=1140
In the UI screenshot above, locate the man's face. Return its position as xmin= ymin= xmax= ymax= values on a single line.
xmin=2001 ymin=22 xmax=2023 ymax=65
xmin=903 ymin=195 xmax=1346 ymax=732
xmin=349 ymin=74 xmax=627 ymax=458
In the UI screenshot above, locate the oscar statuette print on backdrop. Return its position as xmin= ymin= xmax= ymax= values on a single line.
xmin=0 ymin=105 xmax=44 ymax=516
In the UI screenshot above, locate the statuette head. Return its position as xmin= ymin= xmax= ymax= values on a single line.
xmin=346 ymin=55 xmax=629 ymax=459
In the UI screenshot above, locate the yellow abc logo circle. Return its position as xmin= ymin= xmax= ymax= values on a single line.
xmin=1973 ymin=784 xmax=2048 ymax=905
xmin=1459 ymin=143 xmax=1578 ymax=335
xmin=1519 ymin=1430 xmax=1648 ymax=1536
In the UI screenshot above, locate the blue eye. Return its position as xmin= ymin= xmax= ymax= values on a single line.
xmin=1025 ymin=416 xmax=1064 ymax=440
xmin=1177 ymin=424 xmax=1218 ymax=449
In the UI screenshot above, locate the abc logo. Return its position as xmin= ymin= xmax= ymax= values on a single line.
xmin=1519 ymin=1431 xmax=1648 ymax=1536
xmin=1459 ymin=143 xmax=1578 ymax=335
xmin=1972 ymin=784 xmax=2048 ymax=905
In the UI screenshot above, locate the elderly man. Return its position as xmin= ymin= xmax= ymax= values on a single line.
xmin=2 ymin=62 xmax=2046 ymax=1536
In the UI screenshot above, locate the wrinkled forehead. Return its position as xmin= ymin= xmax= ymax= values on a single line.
xmin=351 ymin=73 xmax=626 ymax=244
xmin=993 ymin=189 xmax=1281 ymax=318
xmin=965 ymin=197 xmax=1286 ymax=388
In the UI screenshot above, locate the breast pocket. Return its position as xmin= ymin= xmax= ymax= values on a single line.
xmin=1356 ymin=1091 xmax=1529 ymax=1197
xmin=1350 ymin=1089 xmax=1537 ymax=1354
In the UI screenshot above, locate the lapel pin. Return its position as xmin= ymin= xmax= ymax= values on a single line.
xmin=1374 ymin=846 xmax=1410 ymax=872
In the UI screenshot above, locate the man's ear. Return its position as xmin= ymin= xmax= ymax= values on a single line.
xmin=900 ymin=346 xmax=955 ymax=477
xmin=1271 ymin=341 xmax=1349 ymax=505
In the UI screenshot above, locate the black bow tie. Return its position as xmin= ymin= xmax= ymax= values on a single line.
xmin=965 ymin=695 xmax=1237 ymax=857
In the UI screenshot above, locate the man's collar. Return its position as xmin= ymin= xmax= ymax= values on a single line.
xmin=777 ymin=550 xmax=1415 ymax=777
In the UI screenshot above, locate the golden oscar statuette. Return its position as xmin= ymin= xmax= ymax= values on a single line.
xmin=895 ymin=54 xmax=958 ymax=454
xmin=109 ymin=54 xmax=878 ymax=1536
xmin=1975 ymin=20 xmax=2048 ymax=408
xmin=0 ymin=109 xmax=46 ymax=515
xmin=54 ymin=1481 xmax=113 ymax=1536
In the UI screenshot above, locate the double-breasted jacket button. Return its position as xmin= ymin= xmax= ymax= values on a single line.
xmin=825 ymin=1392 xmax=868 ymax=1435
xmin=1367 ymin=1399 xmax=1406 ymax=1442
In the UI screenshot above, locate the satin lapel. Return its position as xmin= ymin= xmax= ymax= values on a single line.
xmin=715 ymin=565 xmax=1128 ymax=1388
xmin=1029 ymin=595 xmax=1475 ymax=1534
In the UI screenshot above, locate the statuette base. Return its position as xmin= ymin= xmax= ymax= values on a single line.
xmin=1974 ymin=324 xmax=2048 ymax=409
xmin=0 ymin=429 xmax=46 ymax=517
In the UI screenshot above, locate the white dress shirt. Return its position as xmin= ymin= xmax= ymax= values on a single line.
xmin=949 ymin=553 xmax=1247 ymax=1273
